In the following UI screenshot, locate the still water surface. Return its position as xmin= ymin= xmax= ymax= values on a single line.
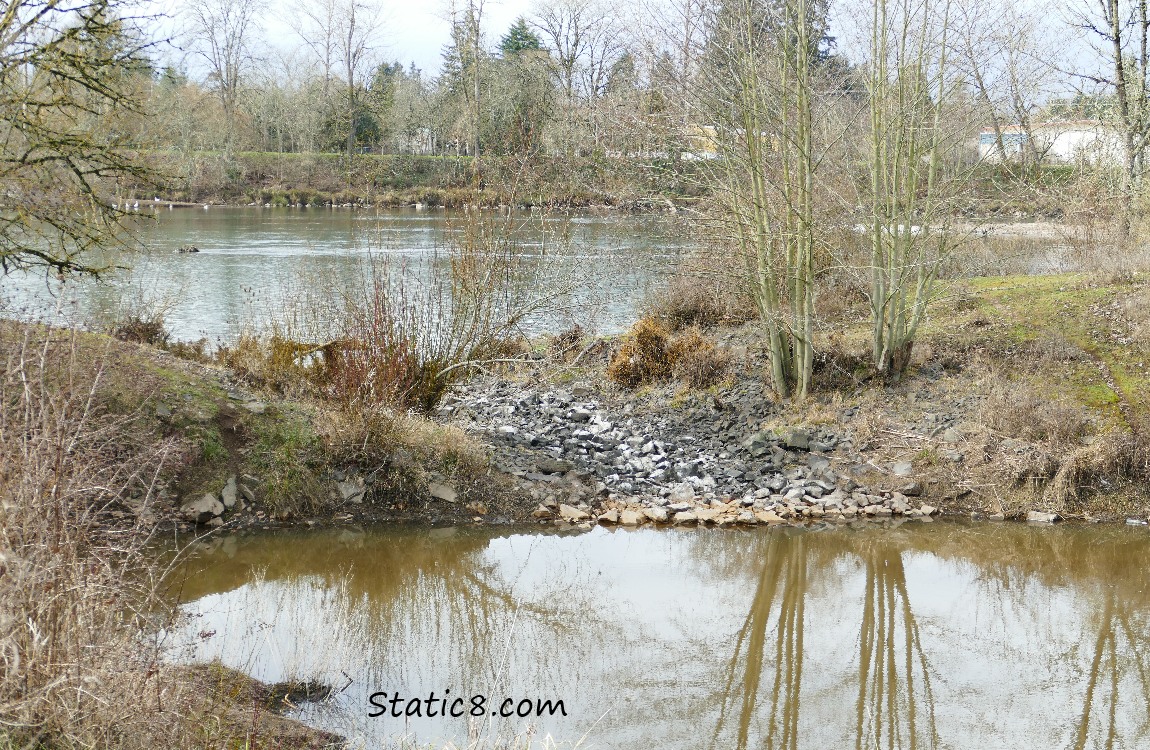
xmin=2 ymin=207 xmax=690 ymax=342
xmin=171 ymin=521 xmax=1150 ymax=749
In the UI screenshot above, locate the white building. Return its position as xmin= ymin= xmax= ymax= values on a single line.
xmin=977 ymin=120 xmax=1123 ymax=165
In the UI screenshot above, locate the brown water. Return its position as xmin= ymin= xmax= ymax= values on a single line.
xmin=168 ymin=521 xmax=1150 ymax=749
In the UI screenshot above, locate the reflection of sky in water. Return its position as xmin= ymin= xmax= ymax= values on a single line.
xmin=168 ymin=523 xmax=1150 ymax=750
xmin=1 ymin=208 xmax=691 ymax=343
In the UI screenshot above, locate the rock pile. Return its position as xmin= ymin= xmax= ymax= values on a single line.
xmin=440 ymin=378 xmax=938 ymax=527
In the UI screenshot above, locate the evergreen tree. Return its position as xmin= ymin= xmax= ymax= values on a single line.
xmin=500 ymin=17 xmax=544 ymax=57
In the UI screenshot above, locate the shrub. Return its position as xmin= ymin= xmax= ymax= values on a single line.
xmin=668 ymin=326 xmax=731 ymax=388
xmin=550 ymin=324 xmax=585 ymax=360
xmin=216 ymin=334 xmax=313 ymax=396
xmin=110 ymin=313 xmax=170 ymax=346
xmin=646 ymin=271 xmax=753 ymax=331
xmin=607 ymin=318 xmax=673 ymax=388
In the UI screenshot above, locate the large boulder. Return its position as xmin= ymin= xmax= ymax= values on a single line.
xmin=181 ymin=494 xmax=224 ymax=524
xmin=429 ymin=481 xmax=458 ymax=503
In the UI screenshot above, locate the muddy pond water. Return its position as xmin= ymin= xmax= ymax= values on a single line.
xmin=169 ymin=520 xmax=1150 ymax=749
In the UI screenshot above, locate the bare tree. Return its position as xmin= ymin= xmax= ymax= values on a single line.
xmin=290 ymin=0 xmax=339 ymax=99
xmin=290 ymin=0 xmax=384 ymax=158
xmin=185 ymin=0 xmax=265 ymax=154
xmin=953 ymin=0 xmax=1065 ymax=169
xmin=695 ymin=0 xmax=836 ymax=398
xmin=862 ymin=0 xmax=969 ymax=377
xmin=1073 ymin=0 xmax=1150 ymax=209
xmin=530 ymin=0 xmax=625 ymax=102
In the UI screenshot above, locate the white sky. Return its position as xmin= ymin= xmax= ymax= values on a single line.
xmin=151 ymin=0 xmax=1092 ymax=95
xmin=153 ymin=0 xmax=538 ymax=79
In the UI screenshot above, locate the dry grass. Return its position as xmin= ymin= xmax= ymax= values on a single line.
xmin=667 ymin=326 xmax=731 ymax=388
xmin=0 ymin=324 xmax=344 ymax=748
xmin=980 ymin=385 xmax=1092 ymax=445
xmin=1050 ymin=428 xmax=1150 ymax=511
xmin=0 ymin=327 xmax=178 ymax=748
xmin=644 ymin=262 xmax=756 ymax=332
xmin=316 ymin=404 xmax=487 ymax=476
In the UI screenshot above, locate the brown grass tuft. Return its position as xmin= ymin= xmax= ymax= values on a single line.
xmin=607 ymin=318 xmax=674 ymax=388
xmin=1050 ymin=429 xmax=1144 ymax=509
xmin=667 ymin=326 xmax=731 ymax=388
xmin=646 ymin=271 xmax=755 ymax=332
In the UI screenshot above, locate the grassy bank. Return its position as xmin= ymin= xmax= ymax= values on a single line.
xmin=0 ymin=319 xmax=527 ymax=749
xmin=126 ymin=150 xmax=705 ymax=209
xmin=622 ymin=268 xmax=1150 ymax=520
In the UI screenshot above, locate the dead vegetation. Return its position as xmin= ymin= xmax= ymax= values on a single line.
xmin=646 ymin=272 xmax=751 ymax=331
xmin=607 ymin=318 xmax=731 ymax=389
xmin=0 ymin=326 xmax=339 ymax=748
xmin=980 ymin=385 xmax=1092 ymax=445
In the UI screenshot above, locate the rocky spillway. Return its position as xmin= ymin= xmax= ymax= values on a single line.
xmin=439 ymin=377 xmax=938 ymax=527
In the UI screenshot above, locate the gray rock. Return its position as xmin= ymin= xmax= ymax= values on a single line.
xmin=1026 ymin=510 xmax=1061 ymax=524
xmin=243 ymin=401 xmax=267 ymax=414
xmin=783 ymin=428 xmax=811 ymax=451
xmin=181 ymin=494 xmax=224 ymax=523
xmin=598 ymin=509 xmax=620 ymax=524
xmin=429 ymin=481 xmax=458 ymax=503
xmin=536 ymin=457 xmax=573 ymax=474
xmin=899 ymin=482 xmax=923 ymax=497
xmin=941 ymin=428 xmax=963 ymax=444
xmin=337 ymin=476 xmax=366 ymax=503
xmin=891 ymin=461 xmax=913 ymax=476
xmin=673 ymin=510 xmax=698 ymax=524
xmin=154 ymin=403 xmax=173 ymax=419
xmin=669 ymin=482 xmax=695 ymax=504
xmin=220 ymin=476 xmax=238 ymax=509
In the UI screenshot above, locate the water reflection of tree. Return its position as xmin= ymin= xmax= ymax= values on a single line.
xmin=172 ymin=527 xmax=613 ymax=697
xmin=854 ymin=542 xmax=939 ymax=750
xmin=708 ymin=530 xmax=940 ymax=750
xmin=712 ymin=532 xmax=808 ymax=750
xmin=1072 ymin=589 xmax=1150 ymax=750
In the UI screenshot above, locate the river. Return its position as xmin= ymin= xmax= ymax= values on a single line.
xmin=0 ymin=207 xmax=692 ymax=343
xmin=170 ymin=520 xmax=1150 ymax=749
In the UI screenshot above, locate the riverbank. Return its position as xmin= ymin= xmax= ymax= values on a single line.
xmin=127 ymin=151 xmax=703 ymax=210
xmin=437 ymin=271 xmax=1150 ymax=528
xmin=5 ymin=269 xmax=1148 ymax=539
